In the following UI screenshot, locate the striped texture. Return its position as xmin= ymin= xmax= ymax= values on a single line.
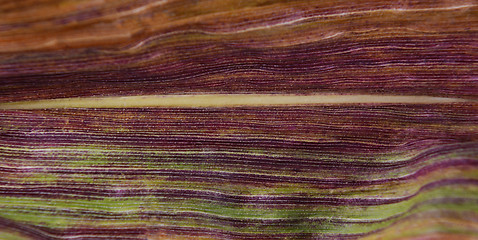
xmin=0 ymin=0 xmax=477 ymax=239
xmin=1 ymin=0 xmax=477 ymax=101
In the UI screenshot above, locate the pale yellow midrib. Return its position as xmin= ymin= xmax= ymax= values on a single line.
xmin=0 ymin=94 xmax=471 ymax=109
